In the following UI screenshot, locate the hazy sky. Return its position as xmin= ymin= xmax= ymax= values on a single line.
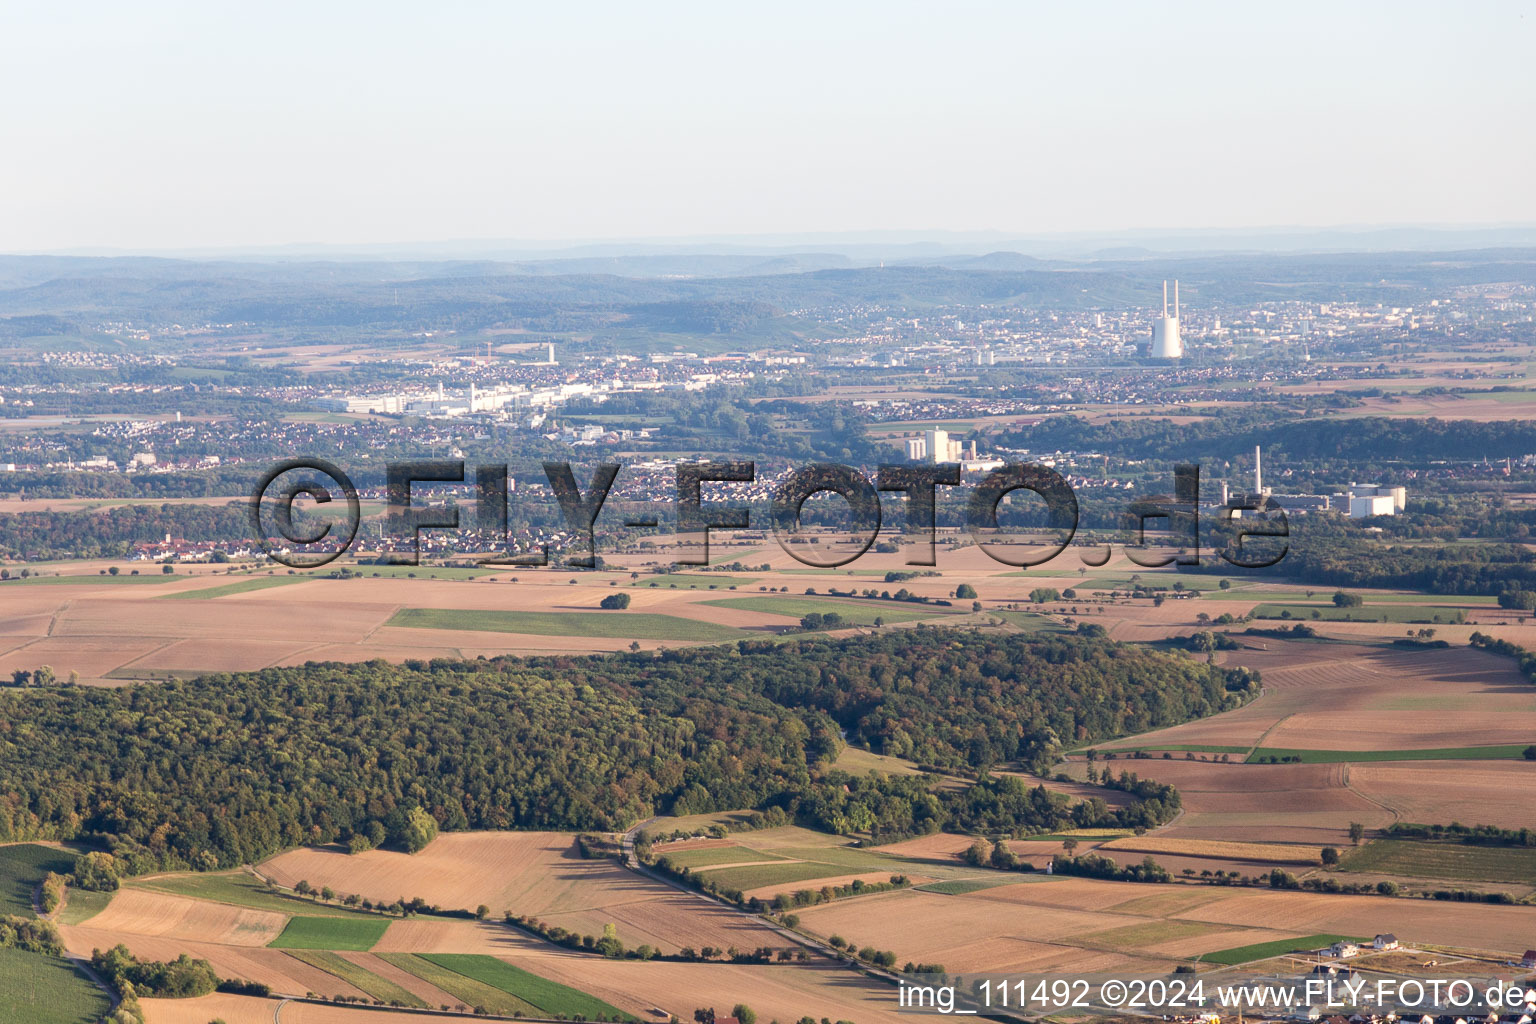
xmin=2 ymin=1 xmax=1533 ymax=252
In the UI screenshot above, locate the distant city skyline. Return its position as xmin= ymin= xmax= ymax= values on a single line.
xmin=3 ymin=1 xmax=1533 ymax=252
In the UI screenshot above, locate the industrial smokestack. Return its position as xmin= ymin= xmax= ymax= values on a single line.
xmin=1255 ymin=445 xmax=1262 ymax=493
xmin=1162 ymin=280 xmax=1168 ymax=318
xmin=1174 ymin=280 xmax=1179 ymax=319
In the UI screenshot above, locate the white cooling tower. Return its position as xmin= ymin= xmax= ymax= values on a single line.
xmin=1150 ymin=279 xmax=1184 ymax=359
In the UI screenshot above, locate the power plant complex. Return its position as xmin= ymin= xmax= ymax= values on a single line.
xmin=1149 ymin=279 xmax=1184 ymax=359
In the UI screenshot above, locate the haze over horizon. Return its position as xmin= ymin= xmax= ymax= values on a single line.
xmin=3 ymin=1 xmax=1533 ymax=252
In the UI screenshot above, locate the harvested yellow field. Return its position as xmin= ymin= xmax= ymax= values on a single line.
xmin=372 ymin=917 xmax=550 ymax=955
xmin=1347 ymin=761 xmax=1536 ymax=829
xmin=1098 ymin=641 xmax=1534 ymax=753
xmin=141 ymin=994 xmax=447 ymax=1024
xmin=798 ymin=872 xmax=1536 ymax=975
xmin=58 ymin=930 xmax=367 ymax=1001
xmin=1098 ymin=836 xmax=1321 ymax=864
xmin=496 ymin=953 xmax=911 ymax=1024
xmin=263 ymin=831 xmax=786 ymax=955
xmin=795 ymin=888 xmax=1173 ymax=973
xmin=66 ymin=887 xmax=286 ymax=946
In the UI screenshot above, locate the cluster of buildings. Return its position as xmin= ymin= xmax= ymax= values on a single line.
xmin=1232 ymin=448 xmax=1408 ymax=519
xmin=317 ymin=371 xmax=728 ymax=424
xmin=902 ymin=428 xmax=1006 ymax=471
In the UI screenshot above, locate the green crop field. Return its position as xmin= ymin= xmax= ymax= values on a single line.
xmin=696 ymin=860 xmax=865 ymax=891
xmin=1339 ymin=840 xmax=1536 ymax=884
xmin=0 ymin=947 xmax=110 ymax=1024
xmin=130 ymin=871 xmax=366 ymax=918
xmin=0 ymin=844 xmax=77 ymax=917
xmin=1093 ymin=744 xmax=1251 ymax=754
xmin=1253 ymin=603 xmax=1465 ymax=623
xmin=1201 ymin=934 xmax=1359 ymax=966
xmin=283 ymin=950 xmax=426 ymax=1007
xmin=388 ymin=607 xmax=743 ymax=641
xmin=335 ymin=564 xmax=502 ymax=580
xmin=163 ymin=576 xmax=310 ymax=599
xmin=711 ymin=548 xmax=761 ymax=564
xmin=1248 ymin=745 xmax=1527 ymax=763
xmin=56 ymin=888 xmax=113 ymax=925
xmin=661 ymin=846 xmax=785 ymax=869
xmin=375 ymin=953 xmax=539 ymax=1016
xmin=421 ymin=954 xmax=635 ymax=1021
xmin=775 ymin=568 xmax=896 ymax=577
xmin=630 ymin=573 xmax=757 ymax=589
xmin=917 ymin=877 xmax=1028 ymax=895
xmin=700 ymin=595 xmax=943 ymax=625
xmin=268 ymin=915 xmax=391 ymax=951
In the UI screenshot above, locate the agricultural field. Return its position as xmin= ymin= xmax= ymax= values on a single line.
xmin=793 ymin=875 xmax=1536 ymax=974
xmin=1096 ymin=837 xmax=1323 ymax=866
xmin=268 ymin=915 xmax=392 ymax=951
xmin=375 ymin=952 xmax=541 ymax=1015
xmin=1337 ymin=840 xmax=1536 ymax=885
xmin=628 ymin=573 xmax=759 ymax=589
xmin=0 ymin=946 xmax=110 ymax=1024
xmin=82 ymin=888 xmax=288 ymax=946
xmin=665 ymin=825 xmax=1051 ymax=899
xmin=0 ymin=843 xmax=76 ymax=916
xmin=129 ymin=870 xmax=372 ymax=917
xmin=0 ymin=542 xmax=1150 ymax=681
xmin=388 ymin=606 xmax=746 ymax=641
xmin=282 ymin=950 xmax=428 ymax=1007
xmin=161 ymin=575 xmax=309 ymax=599
xmin=1200 ymin=933 xmax=1360 ymax=966
xmin=1252 ymin=602 xmax=1466 ymax=623
xmin=260 ymin=832 xmax=788 ymax=954
xmin=699 ymin=595 xmax=948 ymax=625
xmin=1095 ymin=639 xmax=1536 ymax=755
xmin=137 ymin=993 xmax=452 ymax=1024
xmin=418 ymin=953 xmax=635 ymax=1020
xmin=55 ymin=886 xmax=113 ymax=925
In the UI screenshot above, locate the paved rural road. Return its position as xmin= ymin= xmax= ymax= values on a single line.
xmin=618 ymin=817 xmax=904 ymax=986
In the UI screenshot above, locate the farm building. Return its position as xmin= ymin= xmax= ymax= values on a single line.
xmin=1374 ymin=934 xmax=1399 ymax=951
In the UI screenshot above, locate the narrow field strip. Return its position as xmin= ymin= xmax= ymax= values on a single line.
xmin=283 ymin=949 xmax=428 ymax=1007
xmin=373 ymin=953 xmax=541 ymax=1016
xmin=420 ymin=953 xmax=636 ymax=1021
xmin=388 ymin=607 xmax=743 ymax=641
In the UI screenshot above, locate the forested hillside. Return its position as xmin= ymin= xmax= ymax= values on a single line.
xmin=0 ymin=631 xmax=1247 ymax=872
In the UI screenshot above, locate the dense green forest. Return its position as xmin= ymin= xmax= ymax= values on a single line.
xmin=0 ymin=631 xmax=1243 ymax=871
xmin=1202 ymin=516 xmax=1536 ymax=595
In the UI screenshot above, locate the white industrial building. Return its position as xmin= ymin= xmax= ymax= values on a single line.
xmin=924 ymin=428 xmax=964 ymax=463
xmin=1348 ymin=484 xmax=1407 ymax=518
